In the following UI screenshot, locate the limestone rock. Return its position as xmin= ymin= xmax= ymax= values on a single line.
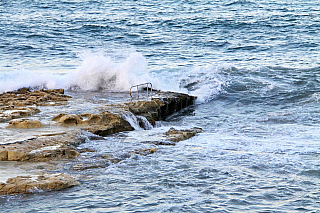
xmin=0 ymin=88 xmax=71 ymax=112
xmin=15 ymin=87 xmax=31 ymax=94
xmin=6 ymin=119 xmax=43 ymax=129
xmin=165 ymin=127 xmax=203 ymax=142
xmin=52 ymin=111 xmax=134 ymax=136
xmin=0 ymin=173 xmax=80 ymax=195
xmin=7 ymin=150 xmax=29 ymax=161
xmin=54 ymin=114 xmax=83 ymax=125
xmin=0 ymin=150 xmax=8 ymax=161
xmin=125 ymin=99 xmax=164 ymax=115
xmin=0 ymin=106 xmax=40 ymax=122
xmin=0 ymin=131 xmax=81 ymax=161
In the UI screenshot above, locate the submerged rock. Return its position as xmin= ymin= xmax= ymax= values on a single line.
xmin=165 ymin=127 xmax=203 ymax=142
xmin=71 ymin=160 xmax=110 ymax=171
xmin=130 ymin=148 xmax=159 ymax=156
xmin=0 ymin=173 xmax=80 ymax=195
xmin=140 ymin=127 xmax=203 ymax=146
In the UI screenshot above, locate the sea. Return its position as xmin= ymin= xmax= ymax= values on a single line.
xmin=1 ymin=0 xmax=320 ymax=212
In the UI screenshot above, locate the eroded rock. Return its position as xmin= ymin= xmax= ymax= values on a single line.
xmin=0 ymin=131 xmax=81 ymax=161
xmin=0 ymin=88 xmax=71 ymax=123
xmin=6 ymin=119 xmax=43 ymax=129
xmin=0 ymin=88 xmax=200 ymax=197
xmin=0 ymin=88 xmax=70 ymax=110
xmin=53 ymin=114 xmax=83 ymax=125
xmin=0 ymin=106 xmax=40 ymax=122
xmin=165 ymin=127 xmax=203 ymax=142
xmin=52 ymin=111 xmax=134 ymax=137
xmin=0 ymin=173 xmax=80 ymax=195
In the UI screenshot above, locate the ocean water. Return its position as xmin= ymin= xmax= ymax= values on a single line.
xmin=1 ymin=0 xmax=320 ymax=212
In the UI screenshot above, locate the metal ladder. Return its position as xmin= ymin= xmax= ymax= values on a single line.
xmin=129 ymin=83 xmax=153 ymax=99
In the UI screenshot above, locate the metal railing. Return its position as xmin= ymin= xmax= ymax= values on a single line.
xmin=130 ymin=83 xmax=153 ymax=99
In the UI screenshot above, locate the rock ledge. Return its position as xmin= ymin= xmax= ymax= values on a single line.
xmin=0 ymin=173 xmax=80 ymax=195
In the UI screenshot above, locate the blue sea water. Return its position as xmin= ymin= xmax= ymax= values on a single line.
xmin=1 ymin=0 xmax=320 ymax=212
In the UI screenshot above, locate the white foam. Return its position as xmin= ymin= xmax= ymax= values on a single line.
xmin=0 ymin=69 xmax=69 ymax=93
xmin=137 ymin=115 xmax=153 ymax=130
xmin=178 ymin=64 xmax=230 ymax=104
xmin=0 ymin=51 xmax=153 ymax=93
xmin=68 ymin=51 xmax=152 ymax=91
xmin=0 ymin=50 xmax=229 ymax=105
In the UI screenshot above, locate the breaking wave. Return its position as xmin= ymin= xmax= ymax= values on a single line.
xmin=0 ymin=51 xmax=227 ymax=104
xmin=181 ymin=64 xmax=231 ymax=103
xmin=68 ymin=51 xmax=152 ymax=91
xmin=0 ymin=51 xmax=152 ymax=93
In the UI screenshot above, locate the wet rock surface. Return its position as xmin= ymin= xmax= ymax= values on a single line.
xmin=0 ymin=173 xmax=80 ymax=196
xmin=0 ymin=106 xmax=40 ymax=122
xmin=52 ymin=111 xmax=134 ymax=136
xmin=0 ymin=131 xmax=81 ymax=161
xmin=0 ymin=88 xmax=70 ymax=108
xmin=6 ymin=118 xmax=43 ymax=129
xmin=130 ymin=148 xmax=159 ymax=156
xmin=0 ymin=88 xmax=199 ymax=195
xmin=165 ymin=127 xmax=203 ymax=142
xmin=0 ymin=88 xmax=71 ymax=123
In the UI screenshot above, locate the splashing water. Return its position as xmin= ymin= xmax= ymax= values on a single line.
xmin=121 ymin=111 xmax=143 ymax=131
xmin=68 ymin=52 xmax=151 ymax=91
xmin=0 ymin=52 xmax=153 ymax=93
xmin=137 ymin=115 xmax=153 ymax=130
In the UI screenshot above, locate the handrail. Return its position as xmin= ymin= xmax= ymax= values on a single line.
xmin=130 ymin=83 xmax=153 ymax=99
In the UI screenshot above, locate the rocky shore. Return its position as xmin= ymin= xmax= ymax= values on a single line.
xmin=0 ymin=88 xmax=202 ymax=195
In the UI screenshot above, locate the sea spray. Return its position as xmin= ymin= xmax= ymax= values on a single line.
xmin=68 ymin=52 xmax=152 ymax=91
xmin=0 ymin=51 xmax=227 ymax=106
xmin=0 ymin=70 xmax=69 ymax=93
xmin=0 ymin=52 xmax=154 ymax=93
